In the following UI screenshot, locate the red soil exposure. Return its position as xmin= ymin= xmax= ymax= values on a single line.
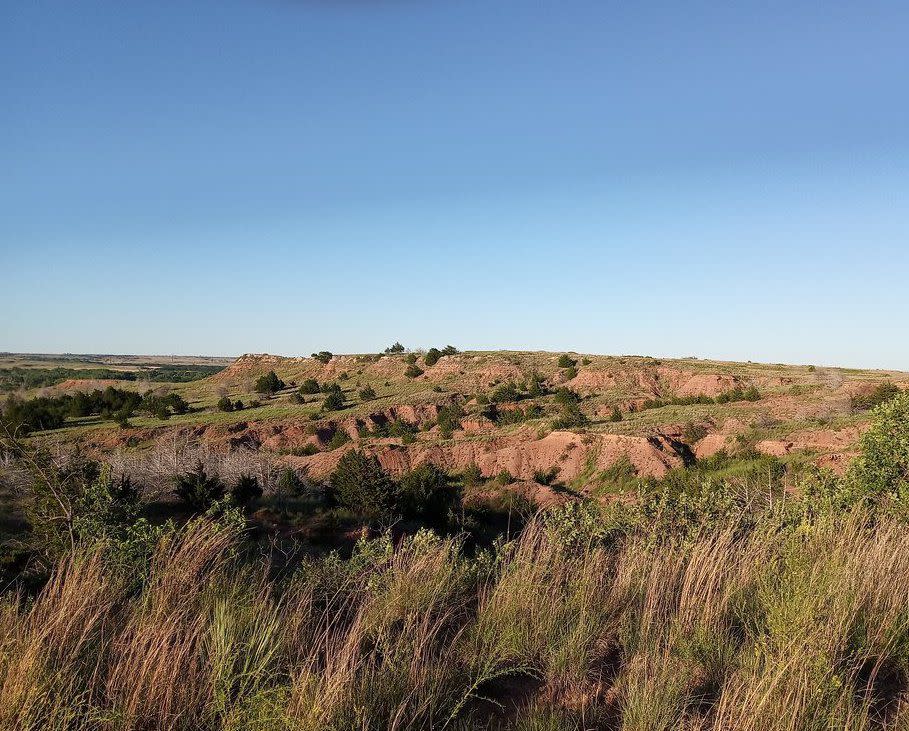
xmin=280 ymin=429 xmax=685 ymax=483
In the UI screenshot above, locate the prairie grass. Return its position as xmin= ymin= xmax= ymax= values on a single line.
xmin=4 ymin=506 xmax=909 ymax=729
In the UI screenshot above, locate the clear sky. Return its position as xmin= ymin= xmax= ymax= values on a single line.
xmin=3 ymin=1 xmax=908 ymax=369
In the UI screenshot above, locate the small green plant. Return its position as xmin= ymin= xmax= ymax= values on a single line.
xmin=404 ymin=364 xmax=424 ymax=378
xmin=358 ymin=385 xmax=376 ymax=401
xmin=217 ymin=396 xmax=234 ymax=412
xmin=609 ymin=406 xmax=622 ymax=422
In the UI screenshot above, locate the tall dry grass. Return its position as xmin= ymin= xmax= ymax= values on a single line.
xmin=3 ymin=509 xmax=909 ymax=729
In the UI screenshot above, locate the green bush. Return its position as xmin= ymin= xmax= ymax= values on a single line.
xmin=557 ymin=354 xmax=577 ymax=368
xmin=329 ymin=451 xmax=397 ymax=523
xmin=437 ymin=404 xmax=465 ymax=437
xmin=384 ymin=341 xmax=405 ymax=353
xmin=609 ymin=406 xmax=622 ymax=422
xmin=322 ymin=390 xmax=346 ymax=411
xmin=327 ymin=429 xmax=351 ymax=450
xmin=441 ymin=345 xmax=459 ymax=356
xmin=311 ymin=351 xmax=333 ymax=364
xmin=217 ymin=396 xmax=234 ymax=412
xmin=533 ymin=467 xmax=559 ymax=485
xmin=851 ymin=382 xmax=901 ymax=411
xmin=424 ymin=348 xmax=443 ymax=367
xmin=490 ymin=382 xmax=522 ymax=403
xmin=298 ymin=378 xmax=320 ymax=395
xmin=404 ymin=353 xmax=418 ymax=365
xmin=173 ymin=461 xmax=226 ymax=512
xmin=562 ymin=366 xmax=578 ymax=380
xmin=849 ymin=390 xmax=909 ymax=502
xmin=254 ymin=370 xmax=285 ymax=395
xmin=404 ymin=364 xmax=424 ymax=378
xmin=358 ymin=385 xmax=376 ymax=401
xmin=397 ymin=463 xmax=461 ymax=530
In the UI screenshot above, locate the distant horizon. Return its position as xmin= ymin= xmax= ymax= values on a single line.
xmin=4 ymin=348 xmax=908 ymax=374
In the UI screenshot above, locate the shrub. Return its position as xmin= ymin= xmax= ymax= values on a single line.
xmin=851 ymin=382 xmax=901 ymax=411
xmin=532 ymin=467 xmax=559 ymax=485
xmin=437 ymin=404 xmax=465 ymax=437
xmin=385 ymin=341 xmax=406 ymax=353
xmin=609 ymin=406 xmax=622 ymax=422
xmin=254 ymin=370 xmax=285 ymax=395
xmin=462 ymin=463 xmax=483 ymax=488
xmin=327 ymin=429 xmax=351 ymax=450
xmin=404 ymin=353 xmax=418 ymax=364
xmin=441 ymin=345 xmax=459 ymax=356
xmin=276 ymin=467 xmax=305 ymax=497
xmin=290 ymin=393 xmax=305 ymax=404
xmin=744 ymin=385 xmax=761 ymax=401
xmin=562 ymin=366 xmax=578 ymax=380
xmin=424 ymin=348 xmax=443 ymax=367
xmin=299 ymin=378 xmax=320 ymax=395
xmin=311 ymin=351 xmax=333 ymax=364
xmin=581 ymin=357 xmax=591 ymax=366
xmin=557 ymin=354 xmax=577 ymax=368
xmin=173 ymin=461 xmax=225 ymax=512
xmin=217 ymin=396 xmax=234 ymax=412
xmin=527 ymin=373 xmax=548 ymax=398
xmin=397 ymin=463 xmax=461 ymax=530
xmin=322 ymin=391 xmax=346 ymax=411
xmin=404 ymin=364 xmax=424 ymax=378
xmin=682 ymin=421 xmax=708 ymax=444
xmin=233 ymin=400 xmax=244 ymax=411
xmin=554 ymin=388 xmax=581 ymax=406
xmin=230 ymin=473 xmax=262 ymax=507
xmin=490 ymin=381 xmax=523 ymax=403
xmin=552 ymin=407 xmax=587 ymax=430
xmin=329 ymin=451 xmax=397 ymax=523
xmin=849 ymin=390 xmax=909 ymax=501
xmin=358 ymin=385 xmax=376 ymax=401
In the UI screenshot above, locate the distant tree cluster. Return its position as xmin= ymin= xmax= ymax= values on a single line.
xmin=0 ymin=364 xmax=223 ymax=392
xmin=311 ymin=351 xmax=333 ymax=364
xmin=384 ymin=342 xmax=406 ymax=353
xmin=640 ymin=386 xmax=761 ymax=411
xmin=2 ymin=386 xmax=191 ymax=434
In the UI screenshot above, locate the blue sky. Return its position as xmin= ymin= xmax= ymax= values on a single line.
xmin=3 ymin=1 xmax=908 ymax=368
